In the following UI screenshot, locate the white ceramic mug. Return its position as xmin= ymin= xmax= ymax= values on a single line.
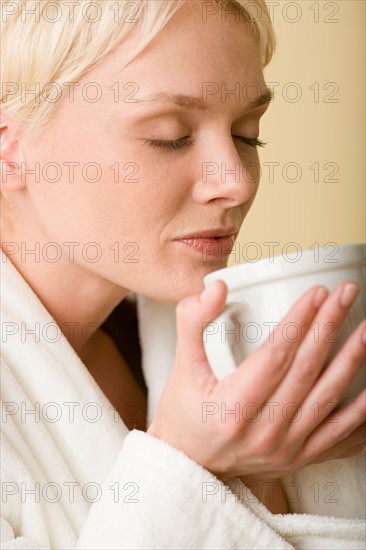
xmin=203 ymin=242 xmax=366 ymax=404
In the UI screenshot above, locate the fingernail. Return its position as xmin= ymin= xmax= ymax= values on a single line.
xmin=200 ymin=281 xmax=218 ymax=303
xmin=340 ymin=283 xmax=360 ymax=308
xmin=314 ymin=286 xmax=328 ymax=308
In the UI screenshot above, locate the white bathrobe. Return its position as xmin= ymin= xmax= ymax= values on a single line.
xmin=1 ymin=250 xmax=365 ymax=550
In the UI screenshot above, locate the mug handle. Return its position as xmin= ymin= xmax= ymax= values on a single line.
xmin=203 ymin=300 xmax=254 ymax=381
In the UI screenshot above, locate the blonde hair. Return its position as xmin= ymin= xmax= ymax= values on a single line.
xmin=0 ymin=0 xmax=276 ymax=136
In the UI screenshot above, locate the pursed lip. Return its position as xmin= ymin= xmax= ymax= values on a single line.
xmin=174 ymin=226 xmax=238 ymax=240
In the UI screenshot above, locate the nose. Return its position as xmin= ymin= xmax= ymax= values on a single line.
xmin=192 ymin=135 xmax=258 ymax=206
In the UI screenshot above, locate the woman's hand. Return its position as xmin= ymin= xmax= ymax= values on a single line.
xmin=147 ymin=280 xmax=366 ymax=482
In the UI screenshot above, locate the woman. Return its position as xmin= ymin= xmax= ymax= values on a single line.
xmin=1 ymin=0 xmax=365 ymax=548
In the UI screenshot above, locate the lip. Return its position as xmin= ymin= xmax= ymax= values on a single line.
xmin=174 ymin=227 xmax=237 ymax=258
xmin=174 ymin=227 xmax=238 ymax=240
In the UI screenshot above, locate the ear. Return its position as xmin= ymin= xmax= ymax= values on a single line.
xmin=0 ymin=107 xmax=26 ymax=193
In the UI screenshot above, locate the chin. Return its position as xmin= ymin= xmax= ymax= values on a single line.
xmin=140 ymin=262 xmax=228 ymax=305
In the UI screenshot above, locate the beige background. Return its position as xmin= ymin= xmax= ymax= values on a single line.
xmin=231 ymin=0 xmax=365 ymax=266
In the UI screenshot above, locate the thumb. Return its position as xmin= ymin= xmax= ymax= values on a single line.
xmin=175 ymin=279 xmax=228 ymax=368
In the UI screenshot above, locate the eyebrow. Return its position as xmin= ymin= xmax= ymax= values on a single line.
xmin=135 ymin=88 xmax=273 ymax=112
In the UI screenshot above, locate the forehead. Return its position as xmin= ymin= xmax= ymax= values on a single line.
xmin=85 ymin=2 xmax=264 ymax=95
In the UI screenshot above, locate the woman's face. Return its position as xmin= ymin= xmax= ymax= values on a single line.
xmin=16 ymin=1 xmax=271 ymax=303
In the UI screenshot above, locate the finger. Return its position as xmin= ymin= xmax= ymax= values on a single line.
xmin=308 ymin=423 xmax=365 ymax=463
xmin=226 ymin=285 xmax=329 ymax=405
xmin=299 ymin=388 xmax=366 ymax=465
xmin=334 ymin=442 xmax=365 ymax=459
xmin=292 ymin=319 xmax=366 ymax=437
xmin=175 ymin=279 xmax=228 ymax=368
xmin=269 ymin=281 xmax=361 ymax=418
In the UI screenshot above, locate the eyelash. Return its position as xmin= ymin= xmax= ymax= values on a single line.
xmin=146 ymin=136 xmax=266 ymax=151
xmin=146 ymin=137 xmax=194 ymax=150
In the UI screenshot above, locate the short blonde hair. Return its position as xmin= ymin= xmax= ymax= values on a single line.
xmin=1 ymin=0 xmax=276 ymax=136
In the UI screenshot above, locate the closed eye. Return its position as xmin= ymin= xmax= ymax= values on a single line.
xmin=145 ymin=137 xmax=194 ymax=150
xmin=145 ymin=136 xmax=267 ymax=151
xmin=233 ymin=136 xmax=267 ymax=148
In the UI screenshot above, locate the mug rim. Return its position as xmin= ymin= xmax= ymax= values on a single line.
xmin=203 ymin=242 xmax=366 ymax=290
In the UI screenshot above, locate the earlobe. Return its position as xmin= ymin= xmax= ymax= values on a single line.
xmin=0 ymin=121 xmax=27 ymax=193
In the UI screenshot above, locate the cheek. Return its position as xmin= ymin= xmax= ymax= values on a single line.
xmin=26 ymin=121 xmax=190 ymax=251
xmin=126 ymin=154 xmax=191 ymax=219
xmin=238 ymin=148 xmax=261 ymax=183
xmin=247 ymin=161 xmax=261 ymax=188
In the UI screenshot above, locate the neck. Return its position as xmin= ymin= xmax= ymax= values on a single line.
xmin=1 ymin=201 xmax=128 ymax=356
